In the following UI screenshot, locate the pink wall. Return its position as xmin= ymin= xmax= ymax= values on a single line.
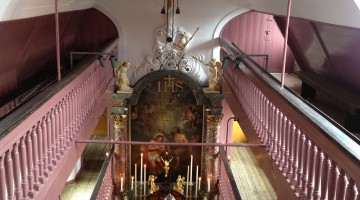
xmin=0 ymin=8 xmax=118 ymax=100
xmin=221 ymin=11 xmax=294 ymax=73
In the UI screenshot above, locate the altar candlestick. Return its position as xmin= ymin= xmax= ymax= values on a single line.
xmin=186 ymin=165 xmax=189 ymax=197
xmin=140 ymin=153 xmax=143 ymax=185
xmin=190 ymin=155 xmax=193 ymax=185
xmin=120 ymin=177 xmax=124 ymax=192
xmin=135 ymin=164 xmax=137 ymax=196
xmin=144 ymin=164 xmax=147 ymax=196
xmin=195 ymin=165 xmax=199 ymax=196
xmin=207 ymin=177 xmax=210 ymax=192
xmin=131 ymin=176 xmax=134 ymax=191
xmin=199 ymin=177 xmax=202 ymax=190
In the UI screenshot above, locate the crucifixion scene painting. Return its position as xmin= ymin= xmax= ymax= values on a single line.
xmin=130 ymin=74 xmax=203 ymax=182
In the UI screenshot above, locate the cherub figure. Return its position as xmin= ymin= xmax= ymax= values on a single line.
xmin=147 ymin=175 xmax=159 ymax=194
xmin=161 ymin=156 xmax=173 ymax=177
xmin=206 ymin=58 xmax=222 ymax=91
xmin=115 ymin=61 xmax=132 ymax=92
xmin=173 ymin=175 xmax=186 ymax=194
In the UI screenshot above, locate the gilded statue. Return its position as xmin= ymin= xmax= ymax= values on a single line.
xmin=115 ymin=61 xmax=132 ymax=92
xmin=161 ymin=156 xmax=173 ymax=177
xmin=206 ymin=58 xmax=222 ymax=92
xmin=147 ymin=175 xmax=159 ymax=194
xmin=173 ymin=175 xmax=186 ymax=194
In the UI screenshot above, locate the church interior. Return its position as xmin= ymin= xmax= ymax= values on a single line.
xmin=0 ymin=0 xmax=360 ymax=199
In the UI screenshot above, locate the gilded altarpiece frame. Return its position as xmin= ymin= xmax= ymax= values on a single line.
xmin=128 ymin=71 xmax=209 ymax=183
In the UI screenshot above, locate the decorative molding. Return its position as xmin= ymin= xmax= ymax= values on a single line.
xmin=206 ymin=114 xmax=224 ymax=128
xmin=129 ymin=70 xmax=209 ymax=106
xmin=111 ymin=114 xmax=127 ymax=129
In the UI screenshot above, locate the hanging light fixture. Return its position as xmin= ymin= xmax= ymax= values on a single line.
xmin=161 ymin=0 xmax=166 ymax=14
xmin=176 ymin=0 xmax=180 ymax=14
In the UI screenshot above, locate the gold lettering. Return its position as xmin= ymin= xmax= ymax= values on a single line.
xmin=175 ymin=81 xmax=183 ymax=92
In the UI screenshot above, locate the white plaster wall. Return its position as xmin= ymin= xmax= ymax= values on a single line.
xmin=94 ymin=0 xmax=250 ymax=64
xmin=250 ymin=0 xmax=360 ymax=28
xmin=0 ymin=0 xmax=95 ymax=21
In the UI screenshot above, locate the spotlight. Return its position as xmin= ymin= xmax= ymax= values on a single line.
xmin=97 ymin=55 xmax=105 ymax=67
xmin=109 ymin=55 xmax=117 ymax=68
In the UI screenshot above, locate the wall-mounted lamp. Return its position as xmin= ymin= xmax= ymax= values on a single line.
xmin=70 ymin=51 xmax=117 ymax=69
xmin=226 ymin=116 xmax=239 ymax=154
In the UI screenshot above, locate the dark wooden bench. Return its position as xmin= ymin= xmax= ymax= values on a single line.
xmin=298 ymin=71 xmax=360 ymax=132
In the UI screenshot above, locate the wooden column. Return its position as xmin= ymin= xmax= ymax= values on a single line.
xmin=205 ymin=114 xmax=223 ymax=193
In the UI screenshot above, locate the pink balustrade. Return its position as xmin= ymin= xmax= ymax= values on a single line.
xmin=221 ymin=38 xmax=360 ymax=199
xmin=91 ymin=152 xmax=114 ymax=200
xmin=0 ymin=40 xmax=117 ymax=200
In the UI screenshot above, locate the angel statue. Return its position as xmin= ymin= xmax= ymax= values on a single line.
xmin=115 ymin=61 xmax=132 ymax=93
xmin=206 ymin=58 xmax=222 ymax=92
xmin=147 ymin=175 xmax=159 ymax=194
xmin=173 ymin=175 xmax=186 ymax=194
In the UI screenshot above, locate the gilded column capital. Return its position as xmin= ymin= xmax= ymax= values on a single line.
xmin=111 ymin=114 xmax=128 ymax=129
xmin=206 ymin=114 xmax=224 ymax=128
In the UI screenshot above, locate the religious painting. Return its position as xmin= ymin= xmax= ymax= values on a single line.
xmin=130 ymin=74 xmax=203 ymax=182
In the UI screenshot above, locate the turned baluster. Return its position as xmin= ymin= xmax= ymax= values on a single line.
xmin=268 ymin=105 xmax=275 ymax=154
xmin=5 ymin=150 xmax=14 ymax=200
xmin=291 ymin=126 xmax=300 ymax=186
xmin=36 ymin=121 xmax=44 ymax=183
xmin=313 ymin=150 xmax=324 ymax=199
xmin=41 ymin=117 xmax=49 ymax=176
xmin=26 ymin=130 xmax=34 ymax=197
xmin=59 ymin=100 xmax=65 ymax=154
xmin=275 ymin=112 xmax=283 ymax=164
xmin=280 ymin=115 xmax=287 ymax=170
xmin=0 ymin=155 xmax=6 ymax=200
xmin=295 ymin=131 xmax=304 ymax=193
xmin=47 ymin=111 xmax=55 ymax=167
xmin=50 ymin=108 xmax=57 ymax=163
xmin=31 ymin=125 xmax=39 ymax=191
xmin=327 ymin=161 xmax=339 ymax=199
xmin=263 ymin=99 xmax=270 ymax=144
xmin=272 ymin=108 xmax=279 ymax=161
xmin=19 ymin=137 xmax=28 ymax=199
xmin=345 ymin=178 xmax=358 ymax=200
xmin=307 ymin=145 xmax=317 ymax=199
xmin=54 ymin=105 xmax=60 ymax=159
xmin=336 ymin=169 xmax=348 ymax=200
xmin=299 ymin=135 xmax=309 ymax=197
xmin=320 ymin=154 xmax=330 ymax=200
xmin=286 ymin=123 xmax=295 ymax=180
xmin=283 ymin=119 xmax=291 ymax=174
xmin=11 ymin=143 xmax=22 ymax=199
xmin=64 ymin=96 xmax=70 ymax=146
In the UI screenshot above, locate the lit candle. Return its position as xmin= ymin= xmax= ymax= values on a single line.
xmin=134 ymin=164 xmax=137 ymax=196
xmin=207 ymin=177 xmax=210 ymax=192
xmin=186 ymin=165 xmax=189 ymax=197
xmin=144 ymin=164 xmax=147 ymax=196
xmin=140 ymin=153 xmax=143 ymax=185
xmin=120 ymin=177 xmax=124 ymax=192
xmin=190 ymin=155 xmax=193 ymax=185
xmin=198 ymin=177 xmax=201 ymax=190
xmin=131 ymin=176 xmax=134 ymax=191
xmin=195 ymin=165 xmax=199 ymax=196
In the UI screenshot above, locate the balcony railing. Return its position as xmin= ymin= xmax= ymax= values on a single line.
xmin=0 ymin=39 xmax=117 ymax=200
xmin=220 ymin=37 xmax=360 ymax=199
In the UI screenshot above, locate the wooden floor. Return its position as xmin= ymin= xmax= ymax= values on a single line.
xmin=231 ymin=147 xmax=277 ymax=200
xmin=60 ymin=135 xmax=108 ymax=200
